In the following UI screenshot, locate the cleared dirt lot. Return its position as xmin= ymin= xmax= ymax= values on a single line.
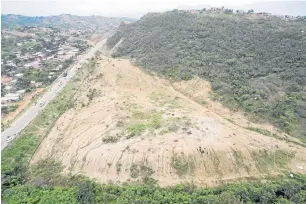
xmin=31 ymin=57 xmax=306 ymax=186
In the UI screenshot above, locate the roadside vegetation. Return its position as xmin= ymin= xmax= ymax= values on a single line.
xmin=107 ymin=10 xmax=306 ymax=141
xmin=3 ymin=173 xmax=306 ymax=203
xmin=1 ymin=59 xmax=97 ymax=193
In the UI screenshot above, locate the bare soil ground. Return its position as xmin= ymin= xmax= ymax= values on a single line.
xmin=31 ymin=57 xmax=306 ymax=187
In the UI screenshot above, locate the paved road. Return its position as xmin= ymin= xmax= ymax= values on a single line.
xmin=1 ymin=39 xmax=106 ymax=151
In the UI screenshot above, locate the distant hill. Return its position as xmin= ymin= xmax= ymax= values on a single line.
xmin=1 ymin=14 xmax=136 ymax=30
xmin=107 ymin=10 xmax=306 ymax=140
xmin=242 ymin=1 xmax=306 ymax=16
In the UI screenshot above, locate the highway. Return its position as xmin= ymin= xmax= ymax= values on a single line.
xmin=1 ymin=39 xmax=106 ymax=151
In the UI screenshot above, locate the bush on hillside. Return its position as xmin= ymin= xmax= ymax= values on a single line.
xmin=107 ymin=11 xmax=306 ymax=140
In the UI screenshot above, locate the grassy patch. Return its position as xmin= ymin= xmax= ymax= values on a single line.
xmin=247 ymin=126 xmax=306 ymax=148
xmin=87 ymin=88 xmax=97 ymax=102
xmin=149 ymin=92 xmax=181 ymax=109
xmin=127 ymin=111 xmax=163 ymax=138
xmin=195 ymin=98 xmax=208 ymax=106
xmin=116 ymin=163 xmax=122 ymax=174
xmin=129 ymin=164 xmax=155 ymax=185
xmin=130 ymin=164 xmax=140 ymax=178
xmin=251 ymin=149 xmax=294 ymax=173
xmin=171 ymin=154 xmax=195 ymax=177
xmin=224 ymin=117 xmax=236 ymax=124
xmin=247 ymin=126 xmax=272 ymax=136
xmin=132 ymin=111 xmax=151 ymax=120
xmin=27 ymin=159 xmax=67 ymax=186
xmin=168 ymin=123 xmax=179 ymax=132
xmin=102 ymin=135 xmax=120 ymax=144
xmin=209 ymin=150 xmax=222 ymax=177
xmin=148 ymin=113 xmax=162 ymax=129
xmin=232 ymin=149 xmax=244 ymax=167
xmin=142 ymin=176 xmax=158 ymax=185
xmin=126 ymin=124 xmax=147 ymax=139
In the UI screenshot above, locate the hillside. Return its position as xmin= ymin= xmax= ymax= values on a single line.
xmin=27 ymin=56 xmax=306 ymax=187
xmin=2 ymin=53 xmax=306 ymax=203
xmin=107 ymin=11 xmax=306 ymax=140
xmin=1 ymin=14 xmax=135 ymax=32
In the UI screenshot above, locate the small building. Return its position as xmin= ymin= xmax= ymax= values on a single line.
xmin=47 ymin=55 xmax=55 ymax=60
xmin=70 ymin=48 xmax=79 ymax=53
xmin=257 ymin=12 xmax=271 ymax=17
xmin=16 ymin=89 xmax=26 ymax=96
xmin=4 ymin=85 xmax=13 ymax=91
xmin=5 ymin=93 xmax=21 ymax=99
xmin=1 ymin=96 xmax=20 ymax=104
xmin=14 ymin=73 xmax=24 ymax=78
xmin=24 ymin=63 xmax=32 ymax=68
xmin=51 ymin=64 xmax=63 ymax=71
xmin=35 ymin=82 xmax=42 ymax=87
xmin=6 ymin=62 xmax=16 ymax=67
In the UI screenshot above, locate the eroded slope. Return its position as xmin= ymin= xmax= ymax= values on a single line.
xmin=31 ymin=57 xmax=306 ymax=186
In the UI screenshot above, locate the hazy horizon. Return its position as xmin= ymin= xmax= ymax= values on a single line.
xmin=2 ymin=0 xmax=305 ymax=18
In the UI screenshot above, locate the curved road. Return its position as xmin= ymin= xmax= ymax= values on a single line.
xmin=1 ymin=39 xmax=106 ymax=151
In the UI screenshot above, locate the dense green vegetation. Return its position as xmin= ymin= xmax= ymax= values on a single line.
xmin=107 ymin=11 xmax=306 ymax=140
xmin=2 ymin=174 xmax=306 ymax=203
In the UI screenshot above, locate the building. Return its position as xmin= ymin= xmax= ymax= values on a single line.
xmin=16 ymin=89 xmax=26 ymax=96
xmin=3 ymin=93 xmax=21 ymax=103
xmin=14 ymin=73 xmax=24 ymax=78
xmin=257 ymin=12 xmax=271 ymax=17
xmin=24 ymin=64 xmax=32 ymax=68
xmin=51 ymin=64 xmax=63 ymax=71
xmin=47 ymin=55 xmax=55 ymax=60
xmin=1 ymin=96 xmax=20 ymax=104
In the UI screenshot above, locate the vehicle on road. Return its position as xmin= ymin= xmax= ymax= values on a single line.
xmin=63 ymin=72 xmax=68 ymax=77
xmin=6 ymin=136 xmax=13 ymax=143
xmin=39 ymin=102 xmax=45 ymax=107
xmin=58 ymin=81 xmax=63 ymax=86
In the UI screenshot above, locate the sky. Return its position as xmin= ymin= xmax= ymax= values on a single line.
xmin=1 ymin=0 xmax=305 ymax=18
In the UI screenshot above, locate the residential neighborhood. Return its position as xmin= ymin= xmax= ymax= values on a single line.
xmin=185 ymin=7 xmax=306 ymax=21
xmin=1 ymin=25 xmax=92 ymax=124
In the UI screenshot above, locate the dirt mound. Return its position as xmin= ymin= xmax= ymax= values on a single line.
xmin=31 ymin=57 xmax=306 ymax=186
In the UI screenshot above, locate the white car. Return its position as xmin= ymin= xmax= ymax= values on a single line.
xmin=7 ymin=136 xmax=13 ymax=143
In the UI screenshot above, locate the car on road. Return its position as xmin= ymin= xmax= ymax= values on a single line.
xmin=58 ymin=81 xmax=63 ymax=86
xmin=63 ymin=72 xmax=68 ymax=77
xmin=6 ymin=136 xmax=13 ymax=143
xmin=39 ymin=102 xmax=45 ymax=107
